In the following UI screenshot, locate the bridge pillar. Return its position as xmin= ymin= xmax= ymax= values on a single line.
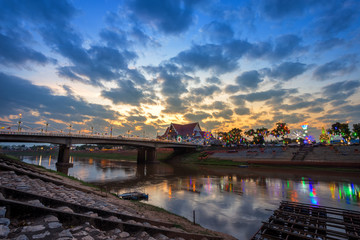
xmin=146 ymin=148 xmax=157 ymax=163
xmin=56 ymin=144 xmax=73 ymax=174
xmin=137 ymin=148 xmax=146 ymax=164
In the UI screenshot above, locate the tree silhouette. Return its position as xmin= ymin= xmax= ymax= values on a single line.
xmin=271 ymin=122 xmax=290 ymax=142
xmin=352 ymin=123 xmax=360 ymax=141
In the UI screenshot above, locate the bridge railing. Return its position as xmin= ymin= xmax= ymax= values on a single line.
xmin=0 ymin=131 xmax=199 ymax=145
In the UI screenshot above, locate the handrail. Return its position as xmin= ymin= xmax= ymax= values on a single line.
xmin=0 ymin=131 xmax=199 ymax=146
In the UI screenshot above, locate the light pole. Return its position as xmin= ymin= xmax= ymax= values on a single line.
xmin=110 ymin=125 xmax=113 ymax=137
xmin=90 ymin=126 xmax=94 ymax=136
xmin=68 ymin=124 xmax=72 ymax=135
xmin=45 ymin=122 xmax=48 ymax=133
xmin=17 ymin=114 xmax=22 ymax=132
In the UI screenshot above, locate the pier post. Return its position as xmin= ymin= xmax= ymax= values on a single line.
xmin=146 ymin=148 xmax=157 ymax=163
xmin=56 ymin=144 xmax=73 ymax=174
xmin=137 ymin=148 xmax=146 ymax=164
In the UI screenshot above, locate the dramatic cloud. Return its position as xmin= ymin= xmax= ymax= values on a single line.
xmin=190 ymin=85 xmax=221 ymax=96
xmin=0 ymin=72 xmax=118 ymax=123
xmin=162 ymin=97 xmax=188 ymax=114
xmin=100 ymin=29 xmax=132 ymax=48
xmin=235 ymin=70 xmax=263 ymax=90
xmin=101 ymin=80 xmax=144 ymax=105
xmin=313 ymin=55 xmax=357 ymax=80
xmin=201 ymin=101 xmax=227 ymax=110
xmin=0 ymin=33 xmax=52 ymax=67
xmin=265 ymin=62 xmax=309 ymax=81
xmin=322 ymin=80 xmax=360 ymax=100
xmin=159 ymin=71 xmax=188 ymax=97
xmin=184 ymin=111 xmax=212 ymax=122
xmin=224 ymin=85 xmax=241 ymax=94
xmin=313 ymin=2 xmax=360 ymax=37
xmin=213 ymin=109 xmax=233 ymax=119
xmin=206 ymin=76 xmax=222 ymax=85
xmin=231 ymin=89 xmax=297 ymax=104
xmin=127 ymin=0 xmax=202 ymax=34
xmin=172 ymin=44 xmax=238 ymax=74
xmin=315 ymin=38 xmax=345 ymax=52
xmin=202 ymin=21 xmax=234 ymax=43
xmin=259 ymin=0 xmax=318 ymax=19
xmin=247 ymin=34 xmax=306 ymax=60
xmin=234 ymin=107 xmax=250 ymax=115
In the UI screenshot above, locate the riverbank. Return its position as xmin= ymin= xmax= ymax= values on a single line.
xmin=2 ymin=149 xmax=175 ymax=162
xmin=0 ymin=154 xmax=236 ymax=240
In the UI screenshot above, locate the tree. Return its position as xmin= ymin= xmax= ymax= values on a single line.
xmin=319 ymin=127 xmax=330 ymax=143
xmin=228 ymin=128 xmax=243 ymax=145
xmin=219 ymin=128 xmax=243 ymax=146
xmin=328 ymin=122 xmax=351 ymax=143
xmin=352 ymin=123 xmax=360 ymax=141
xmin=245 ymin=128 xmax=269 ymax=145
xmin=271 ymin=122 xmax=290 ymax=142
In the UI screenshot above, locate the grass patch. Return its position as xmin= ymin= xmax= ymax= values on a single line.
xmin=175 ymin=151 xmax=242 ymax=166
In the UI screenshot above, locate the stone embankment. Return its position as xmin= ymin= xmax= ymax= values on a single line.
xmin=209 ymin=145 xmax=360 ymax=167
xmin=0 ymin=157 xmax=231 ymax=240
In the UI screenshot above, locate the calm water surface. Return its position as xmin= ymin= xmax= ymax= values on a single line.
xmin=19 ymin=154 xmax=360 ymax=239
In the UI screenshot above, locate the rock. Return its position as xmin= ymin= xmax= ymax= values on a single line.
xmin=0 ymin=193 xmax=4 ymax=199
xmin=138 ymin=231 xmax=150 ymax=238
xmin=22 ymin=225 xmax=46 ymax=232
xmin=0 ymin=225 xmax=10 ymax=238
xmin=73 ymin=230 xmax=88 ymax=237
xmin=48 ymin=221 xmax=62 ymax=229
xmin=32 ymin=231 xmax=50 ymax=239
xmin=16 ymin=185 xmax=30 ymax=191
xmin=27 ymin=200 xmax=45 ymax=207
xmin=106 ymin=216 xmax=120 ymax=221
xmin=56 ymin=206 xmax=74 ymax=213
xmin=119 ymin=231 xmax=130 ymax=238
xmin=15 ymin=234 xmax=29 ymax=240
xmin=0 ymin=217 xmax=10 ymax=226
xmin=58 ymin=229 xmax=73 ymax=238
xmin=0 ymin=207 xmax=5 ymax=217
xmin=84 ymin=211 xmax=98 ymax=217
xmin=81 ymin=236 xmax=94 ymax=240
xmin=44 ymin=215 xmax=59 ymax=222
xmin=71 ymin=225 xmax=83 ymax=232
xmin=108 ymin=228 xmax=121 ymax=235
xmin=154 ymin=233 xmax=169 ymax=240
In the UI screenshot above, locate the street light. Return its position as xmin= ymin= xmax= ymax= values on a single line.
xmin=18 ymin=114 xmax=22 ymax=132
xmin=68 ymin=124 xmax=72 ymax=135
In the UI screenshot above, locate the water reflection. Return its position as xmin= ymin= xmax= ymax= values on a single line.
xmin=18 ymin=155 xmax=360 ymax=239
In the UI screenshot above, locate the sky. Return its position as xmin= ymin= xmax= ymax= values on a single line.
xmin=0 ymin=0 xmax=360 ymax=139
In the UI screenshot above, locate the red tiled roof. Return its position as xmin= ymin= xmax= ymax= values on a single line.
xmin=172 ymin=123 xmax=201 ymax=136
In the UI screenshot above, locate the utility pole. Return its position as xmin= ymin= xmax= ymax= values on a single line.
xmin=18 ymin=113 xmax=22 ymax=132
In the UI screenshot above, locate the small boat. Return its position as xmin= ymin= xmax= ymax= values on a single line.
xmin=238 ymin=164 xmax=249 ymax=168
xmin=119 ymin=192 xmax=149 ymax=200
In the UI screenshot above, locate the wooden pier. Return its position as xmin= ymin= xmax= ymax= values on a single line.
xmin=252 ymin=201 xmax=360 ymax=240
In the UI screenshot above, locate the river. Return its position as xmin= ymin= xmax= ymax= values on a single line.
xmin=18 ymin=154 xmax=360 ymax=240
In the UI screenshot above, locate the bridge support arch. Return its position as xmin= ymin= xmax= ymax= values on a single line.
xmin=137 ymin=147 xmax=157 ymax=164
xmin=56 ymin=144 xmax=73 ymax=173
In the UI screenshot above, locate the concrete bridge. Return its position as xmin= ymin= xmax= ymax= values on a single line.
xmin=0 ymin=132 xmax=198 ymax=170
